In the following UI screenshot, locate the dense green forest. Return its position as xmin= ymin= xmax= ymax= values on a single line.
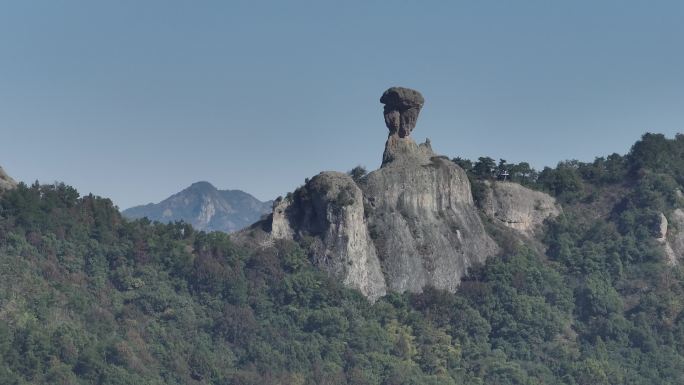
xmin=2 ymin=133 xmax=684 ymax=384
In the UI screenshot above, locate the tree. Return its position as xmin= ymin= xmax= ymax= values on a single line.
xmin=348 ymin=166 xmax=367 ymax=183
xmin=473 ymin=157 xmax=496 ymax=178
xmin=452 ymin=157 xmax=473 ymax=172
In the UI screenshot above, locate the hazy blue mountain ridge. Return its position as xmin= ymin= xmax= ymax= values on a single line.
xmin=122 ymin=181 xmax=272 ymax=232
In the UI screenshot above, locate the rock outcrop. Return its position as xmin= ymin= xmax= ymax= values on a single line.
xmin=381 ymin=87 xmax=424 ymax=139
xmin=271 ymin=172 xmax=387 ymax=300
xmin=268 ymin=87 xmax=499 ymax=300
xmin=381 ymin=87 xmax=426 ymax=165
xmin=658 ymin=209 xmax=684 ymax=265
xmin=362 ymin=147 xmax=498 ymax=293
xmin=480 ymin=181 xmax=561 ymax=236
xmin=0 ymin=166 xmax=17 ymax=191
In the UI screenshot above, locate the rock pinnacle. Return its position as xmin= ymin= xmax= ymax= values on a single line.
xmin=380 ymin=87 xmax=424 ymax=138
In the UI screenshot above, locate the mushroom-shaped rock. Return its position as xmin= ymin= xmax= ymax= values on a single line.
xmin=380 ymin=87 xmax=432 ymax=166
xmin=381 ymin=87 xmax=424 ymax=138
xmin=264 ymin=87 xmax=499 ymax=301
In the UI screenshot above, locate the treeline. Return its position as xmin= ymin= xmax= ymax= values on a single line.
xmin=0 ymin=133 xmax=684 ymax=384
xmin=454 ymin=133 xmax=684 ymax=202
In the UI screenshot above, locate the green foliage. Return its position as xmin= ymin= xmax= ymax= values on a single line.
xmin=452 ymin=157 xmax=473 ymax=172
xmin=537 ymin=162 xmax=585 ymax=202
xmin=348 ymin=165 xmax=368 ymax=184
xmin=335 ymin=188 xmax=356 ymax=207
xmin=472 ymin=156 xmax=496 ymax=178
xmin=2 ymin=133 xmax=684 ymax=383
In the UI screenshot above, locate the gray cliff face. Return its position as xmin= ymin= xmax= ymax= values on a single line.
xmin=362 ymin=137 xmax=499 ymax=293
xmin=271 ymin=172 xmax=387 ymax=300
xmin=657 ymin=209 xmax=684 ymax=266
xmin=480 ymin=181 xmax=561 ymax=237
xmin=268 ymin=87 xmax=499 ymax=300
xmin=0 ymin=166 xmax=17 ymax=191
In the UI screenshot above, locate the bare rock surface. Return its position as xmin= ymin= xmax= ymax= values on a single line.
xmin=381 ymin=86 xmax=424 ymax=139
xmin=0 ymin=166 xmax=17 ymax=191
xmin=271 ymin=172 xmax=387 ymax=300
xmin=362 ymin=144 xmax=498 ymax=294
xmin=661 ymin=209 xmax=684 ymax=265
xmin=266 ymin=87 xmax=499 ymax=300
xmin=480 ymin=181 xmax=561 ymax=236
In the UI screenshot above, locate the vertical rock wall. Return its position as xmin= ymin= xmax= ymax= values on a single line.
xmin=269 ymin=87 xmax=500 ymax=300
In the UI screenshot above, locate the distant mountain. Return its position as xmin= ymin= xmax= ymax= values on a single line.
xmin=122 ymin=181 xmax=272 ymax=233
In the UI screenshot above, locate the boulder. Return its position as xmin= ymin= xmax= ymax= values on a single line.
xmin=480 ymin=181 xmax=561 ymax=236
xmin=362 ymin=146 xmax=498 ymax=294
xmin=381 ymin=86 xmax=424 ymax=139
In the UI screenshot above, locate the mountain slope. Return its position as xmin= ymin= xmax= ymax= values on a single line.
xmin=3 ymin=133 xmax=684 ymax=384
xmin=122 ymin=181 xmax=272 ymax=233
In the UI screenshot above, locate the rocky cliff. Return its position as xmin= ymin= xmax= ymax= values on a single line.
xmin=267 ymin=87 xmax=502 ymax=300
xmin=655 ymin=209 xmax=684 ymax=265
xmin=480 ymin=180 xmax=561 ymax=237
xmin=0 ymin=166 xmax=17 ymax=191
xmin=362 ymin=141 xmax=499 ymax=294
xmin=272 ymin=172 xmax=387 ymax=299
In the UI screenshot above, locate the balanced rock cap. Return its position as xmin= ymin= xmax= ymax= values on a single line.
xmin=380 ymin=87 xmax=425 ymax=109
xmin=380 ymin=86 xmax=424 ymax=138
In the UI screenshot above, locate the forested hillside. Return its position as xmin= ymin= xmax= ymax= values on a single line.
xmin=2 ymin=133 xmax=684 ymax=384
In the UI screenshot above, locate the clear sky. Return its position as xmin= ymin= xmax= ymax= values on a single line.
xmin=1 ymin=1 xmax=683 ymax=209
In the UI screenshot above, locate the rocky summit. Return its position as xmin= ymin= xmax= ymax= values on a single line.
xmin=380 ymin=86 xmax=424 ymax=139
xmin=258 ymin=87 xmax=560 ymax=301
xmin=0 ymin=166 xmax=17 ymax=191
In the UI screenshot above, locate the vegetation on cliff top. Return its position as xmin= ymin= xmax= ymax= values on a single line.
xmin=1 ymin=133 xmax=684 ymax=384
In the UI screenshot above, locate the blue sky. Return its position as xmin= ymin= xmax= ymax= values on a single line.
xmin=1 ymin=1 xmax=683 ymax=209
